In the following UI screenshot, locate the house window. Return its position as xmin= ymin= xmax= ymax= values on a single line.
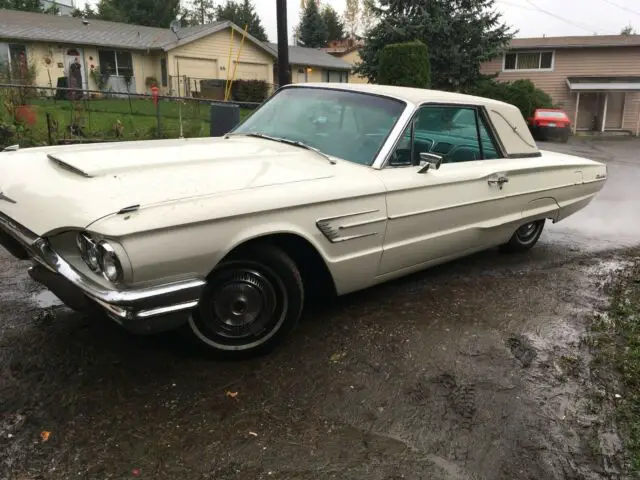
xmin=98 ymin=50 xmax=134 ymax=76
xmin=160 ymin=57 xmax=168 ymax=87
xmin=326 ymin=70 xmax=348 ymax=83
xmin=503 ymin=51 xmax=554 ymax=71
xmin=8 ymin=44 xmax=27 ymax=70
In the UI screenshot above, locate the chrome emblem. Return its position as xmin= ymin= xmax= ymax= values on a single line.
xmin=0 ymin=190 xmax=16 ymax=204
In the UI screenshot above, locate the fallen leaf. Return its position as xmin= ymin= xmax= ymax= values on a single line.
xmin=330 ymin=352 xmax=347 ymax=363
xmin=132 ymin=468 xmax=141 ymax=477
xmin=40 ymin=431 xmax=51 ymax=442
xmin=225 ymin=391 xmax=239 ymax=399
xmin=249 ymin=431 xmax=258 ymax=437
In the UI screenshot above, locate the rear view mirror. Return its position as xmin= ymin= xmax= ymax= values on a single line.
xmin=418 ymin=152 xmax=443 ymax=174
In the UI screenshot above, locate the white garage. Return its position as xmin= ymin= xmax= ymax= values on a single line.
xmin=232 ymin=62 xmax=270 ymax=82
xmin=175 ymin=57 xmax=218 ymax=95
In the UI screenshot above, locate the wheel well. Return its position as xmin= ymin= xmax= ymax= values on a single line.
xmin=221 ymin=233 xmax=337 ymax=302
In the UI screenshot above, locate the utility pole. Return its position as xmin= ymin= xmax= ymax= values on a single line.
xmin=276 ymin=0 xmax=291 ymax=87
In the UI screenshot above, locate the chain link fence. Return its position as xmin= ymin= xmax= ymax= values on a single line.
xmin=0 ymin=83 xmax=263 ymax=149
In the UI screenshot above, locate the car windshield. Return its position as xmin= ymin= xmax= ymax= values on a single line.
xmin=231 ymin=87 xmax=406 ymax=166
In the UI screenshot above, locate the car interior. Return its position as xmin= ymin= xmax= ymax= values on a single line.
xmin=389 ymin=106 xmax=501 ymax=167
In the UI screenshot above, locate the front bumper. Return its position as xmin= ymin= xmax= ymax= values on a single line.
xmin=0 ymin=212 xmax=205 ymax=334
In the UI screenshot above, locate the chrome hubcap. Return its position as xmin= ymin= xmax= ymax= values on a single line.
xmin=516 ymin=222 xmax=539 ymax=242
xmin=207 ymin=267 xmax=278 ymax=339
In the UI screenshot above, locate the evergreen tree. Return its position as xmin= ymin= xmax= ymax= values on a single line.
xmin=355 ymin=0 xmax=514 ymax=91
xmin=621 ymin=25 xmax=636 ymax=35
xmin=181 ymin=0 xmax=217 ymax=26
xmin=93 ymin=0 xmax=180 ymax=28
xmin=321 ymin=5 xmax=345 ymax=42
xmin=215 ymin=0 xmax=268 ymax=41
xmin=0 ymin=0 xmax=43 ymax=12
xmin=297 ymin=0 xmax=328 ymax=48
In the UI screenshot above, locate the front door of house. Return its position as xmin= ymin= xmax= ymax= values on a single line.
xmin=65 ymin=47 xmax=86 ymax=92
xmin=577 ymin=93 xmax=598 ymax=130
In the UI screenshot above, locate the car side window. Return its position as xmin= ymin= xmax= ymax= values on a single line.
xmin=388 ymin=105 xmax=501 ymax=166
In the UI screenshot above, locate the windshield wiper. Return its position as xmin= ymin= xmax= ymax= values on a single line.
xmin=227 ymin=132 xmax=336 ymax=165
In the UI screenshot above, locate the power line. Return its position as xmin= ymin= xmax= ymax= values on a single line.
xmin=495 ymin=0 xmax=539 ymax=13
xmin=522 ymin=0 xmax=615 ymax=35
xmin=599 ymin=0 xmax=640 ymax=17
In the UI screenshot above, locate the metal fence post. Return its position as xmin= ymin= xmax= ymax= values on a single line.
xmin=46 ymin=112 xmax=53 ymax=145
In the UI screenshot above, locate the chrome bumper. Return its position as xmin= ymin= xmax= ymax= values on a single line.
xmin=0 ymin=212 xmax=205 ymax=334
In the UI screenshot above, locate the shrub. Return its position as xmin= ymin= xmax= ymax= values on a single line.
xmin=378 ymin=40 xmax=431 ymax=89
xmin=468 ymin=78 xmax=554 ymax=119
xmin=231 ymin=80 xmax=270 ymax=103
xmin=145 ymin=76 xmax=159 ymax=88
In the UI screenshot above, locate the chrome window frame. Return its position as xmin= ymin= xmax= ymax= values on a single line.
xmin=375 ymin=101 xmax=508 ymax=169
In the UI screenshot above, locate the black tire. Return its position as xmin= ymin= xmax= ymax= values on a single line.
xmin=186 ymin=245 xmax=304 ymax=359
xmin=500 ymin=220 xmax=545 ymax=253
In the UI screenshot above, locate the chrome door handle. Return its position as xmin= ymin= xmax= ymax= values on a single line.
xmin=488 ymin=175 xmax=509 ymax=190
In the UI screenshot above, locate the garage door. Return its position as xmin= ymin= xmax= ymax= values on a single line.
xmin=232 ymin=62 xmax=269 ymax=82
xmin=176 ymin=57 xmax=218 ymax=95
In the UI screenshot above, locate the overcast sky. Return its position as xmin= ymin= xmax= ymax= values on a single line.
xmin=85 ymin=0 xmax=640 ymax=41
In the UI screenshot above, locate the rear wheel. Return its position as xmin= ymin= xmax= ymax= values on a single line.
xmin=500 ymin=220 xmax=545 ymax=253
xmin=186 ymin=245 xmax=304 ymax=358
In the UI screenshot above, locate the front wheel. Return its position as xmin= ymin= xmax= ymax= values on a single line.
xmin=186 ymin=245 xmax=304 ymax=358
xmin=500 ymin=220 xmax=545 ymax=253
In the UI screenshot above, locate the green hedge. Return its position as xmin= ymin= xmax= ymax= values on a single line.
xmin=378 ymin=40 xmax=431 ymax=89
xmin=231 ymin=80 xmax=270 ymax=103
xmin=468 ymin=79 xmax=554 ymax=119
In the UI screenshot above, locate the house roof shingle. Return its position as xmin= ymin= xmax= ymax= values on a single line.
xmin=0 ymin=8 xmax=196 ymax=50
xmin=510 ymin=34 xmax=640 ymax=49
xmin=0 ymin=9 xmax=349 ymax=70
xmin=266 ymin=43 xmax=351 ymax=70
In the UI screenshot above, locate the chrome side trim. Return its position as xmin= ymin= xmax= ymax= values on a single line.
xmin=136 ymin=300 xmax=200 ymax=319
xmin=339 ymin=217 xmax=387 ymax=229
xmin=316 ymin=209 xmax=384 ymax=243
xmin=316 ymin=209 xmax=380 ymax=222
xmin=387 ymin=180 xmax=602 ymax=221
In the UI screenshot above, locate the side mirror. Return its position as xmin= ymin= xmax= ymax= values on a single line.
xmin=418 ymin=152 xmax=443 ymax=174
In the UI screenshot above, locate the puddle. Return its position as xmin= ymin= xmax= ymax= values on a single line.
xmin=30 ymin=290 xmax=63 ymax=308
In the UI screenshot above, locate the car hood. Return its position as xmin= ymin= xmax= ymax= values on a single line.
xmin=0 ymin=137 xmax=338 ymax=236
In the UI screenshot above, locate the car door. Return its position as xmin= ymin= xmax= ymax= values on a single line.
xmin=374 ymin=104 xmax=513 ymax=277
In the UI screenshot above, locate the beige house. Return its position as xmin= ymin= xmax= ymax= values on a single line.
xmin=0 ymin=9 xmax=351 ymax=97
xmin=323 ymin=39 xmax=369 ymax=84
xmin=481 ymin=35 xmax=640 ymax=134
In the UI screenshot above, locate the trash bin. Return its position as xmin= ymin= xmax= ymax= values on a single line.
xmin=210 ymin=102 xmax=241 ymax=137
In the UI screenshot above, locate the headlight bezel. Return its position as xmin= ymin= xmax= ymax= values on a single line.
xmin=76 ymin=232 xmax=102 ymax=272
xmin=76 ymin=232 xmax=124 ymax=283
xmin=98 ymin=241 xmax=123 ymax=283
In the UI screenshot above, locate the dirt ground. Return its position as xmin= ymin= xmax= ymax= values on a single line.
xmin=1 ymin=138 xmax=639 ymax=480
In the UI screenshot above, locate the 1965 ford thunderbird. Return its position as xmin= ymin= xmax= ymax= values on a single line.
xmin=0 ymin=83 xmax=607 ymax=357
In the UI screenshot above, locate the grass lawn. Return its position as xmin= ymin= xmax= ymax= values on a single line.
xmin=590 ymin=255 xmax=640 ymax=472
xmin=5 ymin=96 xmax=253 ymax=146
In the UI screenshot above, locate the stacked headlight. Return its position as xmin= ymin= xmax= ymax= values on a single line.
xmin=76 ymin=232 xmax=122 ymax=282
xmin=98 ymin=242 xmax=122 ymax=282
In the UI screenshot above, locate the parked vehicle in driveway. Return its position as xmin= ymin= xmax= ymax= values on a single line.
xmin=0 ymin=83 xmax=607 ymax=358
xmin=528 ymin=108 xmax=572 ymax=142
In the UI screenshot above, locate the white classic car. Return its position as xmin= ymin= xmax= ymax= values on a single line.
xmin=0 ymin=83 xmax=607 ymax=357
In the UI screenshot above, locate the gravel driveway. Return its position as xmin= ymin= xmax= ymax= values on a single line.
xmin=1 ymin=138 xmax=639 ymax=480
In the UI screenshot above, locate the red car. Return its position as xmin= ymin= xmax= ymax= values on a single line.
xmin=528 ymin=108 xmax=571 ymax=142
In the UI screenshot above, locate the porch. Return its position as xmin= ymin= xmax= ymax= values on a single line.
xmin=566 ymin=76 xmax=640 ymax=135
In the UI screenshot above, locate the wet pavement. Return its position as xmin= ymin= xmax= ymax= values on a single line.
xmin=1 ymin=138 xmax=639 ymax=480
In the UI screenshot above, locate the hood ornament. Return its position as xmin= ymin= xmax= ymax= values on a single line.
xmin=0 ymin=190 xmax=16 ymax=204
